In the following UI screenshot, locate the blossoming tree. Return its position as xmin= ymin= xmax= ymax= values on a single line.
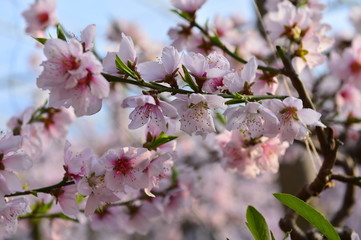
xmin=1 ymin=0 xmax=361 ymax=239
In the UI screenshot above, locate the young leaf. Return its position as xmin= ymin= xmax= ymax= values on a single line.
xmin=33 ymin=37 xmax=48 ymax=45
xmin=273 ymin=193 xmax=341 ymax=240
xmin=144 ymin=132 xmax=177 ymax=150
xmin=181 ymin=65 xmax=199 ymax=92
xmin=115 ymin=54 xmax=138 ymax=79
xmin=56 ymin=24 xmax=67 ymax=41
xmin=246 ymin=205 xmax=271 ymax=240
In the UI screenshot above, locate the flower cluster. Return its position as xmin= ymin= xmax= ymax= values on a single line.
xmin=2 ymin=0 xmax=361 ymax=238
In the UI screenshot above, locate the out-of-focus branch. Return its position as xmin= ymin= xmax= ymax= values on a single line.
xmin=277 ymin=46 xmax=340 ymax=240
xmin=331 ymin=157 xmax=358 ymax=226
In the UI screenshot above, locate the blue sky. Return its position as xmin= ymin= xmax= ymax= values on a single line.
xmin=0 ymin=0 xmax=356 ymax=127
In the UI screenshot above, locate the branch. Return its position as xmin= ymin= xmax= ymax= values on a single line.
xmin=103 ymin=73 xmax=287 ymax=104
xmin=5 ymin=180 xmax=75 ymax=198
xmin=276 ymin=46 xmax=340 ymax=239
xmin=172 ymin=10 xmax=281 ymax=74
xmin=331 ymin=174 xmax=361 ymax=187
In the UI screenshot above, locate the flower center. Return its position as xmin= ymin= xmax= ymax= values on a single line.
xmin=350 ymin=60 xmax=361 ymax=74
xmin=37 ymin=12 xmax=49 ymax=24
xmin=280 ymin=107 xmax=299 ymax=120
xmin=113 ymin=157 xmax=133 ymax=176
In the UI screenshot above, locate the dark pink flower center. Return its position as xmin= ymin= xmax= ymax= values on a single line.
xmin=37 ymin=12 xmax=49 ymax=24
xmin=78 ymin=69 xmax=93 ymax=86
xmin=350 ymin=60 xmax=361 ymax=74
xmin=113 ymin=157 xmax=133 ymax=176
xmin=63 ymin=56 xmax=80 ymax=71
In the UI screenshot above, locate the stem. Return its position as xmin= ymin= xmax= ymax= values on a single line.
xmin=20 ymin=213 xmax=79 ymax=223
xmin=5 ymin=180 xmax=75 ymax=198
xmin=277 ymin=46 xmax=340 ymax=240
xmin=104 ymin=73 xmax=287 ymax=103
xmin=330 ymin=174 xmax=361 ymax=187
xmin=331 ymin=157 xmax=357 ymax=226
xmin=189 ymin=20 xmax=281 ymax=74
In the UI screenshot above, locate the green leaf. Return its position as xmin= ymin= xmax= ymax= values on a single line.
xmin=115 ymin=54 xmax=138 ymax=79
xmin=181 ymin=65 xmax=199 ymax=92
xmin=144 ymin=132 xmax=177 ymax=150
xmin=170 ymin=9 xmax=192 ymax=21
xmin=246 ymin=205 xmax=271 ymax=240
xmin=56 ymin=24 xmax=67 ymax=41
xmin=271 ymin=231 xmax=276 ymax=240
xmin=273 ymin=193 xmax=340 ymax=240
xmin=33 ymin=37 xmax=47 ymax=44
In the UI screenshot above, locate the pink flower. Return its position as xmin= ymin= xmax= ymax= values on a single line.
xmin=0 ymin=198 xmax=30 ymax=235
xmin=22 ymin=0 xmax=57 ymax=37
xmin=222 ymin=57 xmax=258 ymax=93
xmin=170 ymin=0 xmax=207 ymax=13
xmin=121 ymin=95 xmax=178 ymax=134
xmin=219 ymin=130 xmax=260 ymax=178
xmin=224 ymin=102 xmax=280 ymax=138
xmin=80 ymin=24 xmax=96 ymax=52
xmin=183 ymin=52 xmax=230 ymax=92
xmin=330 ymin=35 xmax=361 ymax=87
xmin=0 ymin=133 xmax=32 ymax=172
xmin=101 ymin=147 xmax=152 ymax=193
xmin=335 ymin=84 xmax=361 ymax=119
xmin=63 ymin=141 xmax=92 ymax=181
xmin=56 ymin=185 xmax=79 ymax=217
xmin=138 ymin=46 xmax=181 ymax=87
xmin=77 ymin=157 xmax=119 ymax=216
xmin=254 ymin=137 xmax=289 ymax=173
xmin=141 ymin=152 xmax=174 ymax=195
xmin=264 ymin=97 xmax=325 ymax=143
xmin=0 ymin=171 xmax=22 ymax=207
xmin=168 ymin=23 xmax=193 ymax=51
xmin=37 ymin=28 xmax=109 ymax=116
xmin=171 ymin=94 xmax=226 ymax=138
xmin=103 ymin=33 xmax=137 ymax=77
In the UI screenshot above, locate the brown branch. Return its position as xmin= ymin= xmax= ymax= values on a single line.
xmin=331 ymin=157 xmax=357 ymax=226
xmin=276 ymin=46 xmax=340 ymax=240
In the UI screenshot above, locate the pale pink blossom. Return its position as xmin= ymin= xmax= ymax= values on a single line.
xmin=254 ymin=137 xmax=289 ymax=173
xmin=101 ymin=147 xmax=152 ymax=193
xmin=56 ymin=185 xmax=79 ymax=217
xmin=335 ymin=84 xmax=361 ymax=119
xmin=330 ymin=35 xmax=361 ymax=87
xmin=291 ymin=36 xmax=328 ymax=73
xmin=121 ymin=95 xmax=178 ymax=134
xmin=264 ymin=97 xmax=325 ymax=143
xmin=138 ymin=46 xmax=181 ymax=87
xmin=0 ymin=198 xmax=30 ymax=235
xmin=224 ymin=102 xmax=280 ymax=138
xmin=37 ymin=29 xmax=109 ymax=116
xmin=103 ymin=33 xmax=137 ymax=77
xmin=22 ymin=0 xmax=57 ymax=37
xmin=171 ymin=94 xmax=226 ymax=138
xmin=183 ymin=52 xmax=230 ymax=92
xmin=141 ymin=152 xmax=174 ymax=195
xmin=219 ymin=130 xmax=260 ymax=178
xmin=0 ymin=133 xmax=32 ymax=172
xmin=77 ymin=157 xmax=119 ymax=216
xmin=80 ymin=24 xmax=96 ymax=52
xmin=222 ymin=57 xmax=258 ymax=93
xmin=168 ymin=23 xmax=193 ymax=51
xmin=170 ymin=0 xmax=206 ymax=13
xmin=63 ymin=141 xmax=92 ymax=181
xmin=0 ymin=171 xmax=22 ymax=208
